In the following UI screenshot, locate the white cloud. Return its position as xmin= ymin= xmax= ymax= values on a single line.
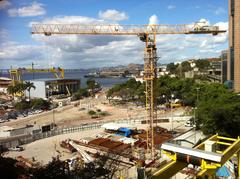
xmin=0 ymin=15 xmax=228 ymax=68
xmin=0 ymin=29 xmax=9 ymax=41
xmin=98 ymin=9 xmax=128 ymax=21
xmin=37 ymin=15 xmax=104 ymax=24
xmin=167 ymin=5 xmax=176 ymax=10
xmin=149 ymin=14 xmax=158 ymax=24
xmin=214 ymin=21 xmax=228 ymax=31
xmin=214 ymin=7 xmax=226 ymax=15
xmin=0 ymin=0 xmax=11 ymax=10
xmin=198 ymin=18 xmax=210 ymax=26
xmin=0 ymin=41 xmax=46 ymax=67
xmin=8 ymin=1 xmax=46 ymax=17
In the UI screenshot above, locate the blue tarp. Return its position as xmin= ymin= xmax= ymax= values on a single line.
xmin=117 ymin=127 xmax=131 ymax=137
xmin=216 ymin=165 xmax=230 ymax=177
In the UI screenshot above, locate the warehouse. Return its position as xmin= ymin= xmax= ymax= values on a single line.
xmin=26 ymin=78 xmax=80 ymax=99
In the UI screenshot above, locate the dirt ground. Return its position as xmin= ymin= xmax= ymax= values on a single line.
xmin=0 ymin=91 xmax=185 ymax=129
xmin=4 ymin=122 xmax=188 ymax=165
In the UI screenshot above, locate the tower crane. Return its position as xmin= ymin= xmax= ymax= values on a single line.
xmin=31 ymin=23 xmax=226 ymax=160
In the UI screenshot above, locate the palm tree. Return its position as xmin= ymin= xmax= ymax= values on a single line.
xmin=25 ymin=82 xmax=36 ymax=100
xmin=7 ymin=85 xmax=18 ymax=96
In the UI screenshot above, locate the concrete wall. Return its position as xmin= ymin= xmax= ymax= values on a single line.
xmin=0 ymin=131 xmax=11 ymax=138
xmin=9 ymin=126 xmax=34 ymax=136
xmin=28 ymin=81 xmax=46 ymax=99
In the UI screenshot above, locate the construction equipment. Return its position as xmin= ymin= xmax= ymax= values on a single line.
xmin=31 ymin=22 xmax=225 ymax=160
xmin=69 ymin=140 xmax=94 ymax=163
xmin=9 ymin=67 xmax=65 ymax=86
xmin=151 ymin=134 xmax=240 ymax=178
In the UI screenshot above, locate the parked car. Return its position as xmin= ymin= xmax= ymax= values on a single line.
xmin=8 ymin=146 xmax=24 ymax=152
xmin=185 ymin=118 xmax=195 ymax=127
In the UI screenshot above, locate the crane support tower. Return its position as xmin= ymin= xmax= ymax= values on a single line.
xmin=31 ymin=23 xmax=225 ymax=160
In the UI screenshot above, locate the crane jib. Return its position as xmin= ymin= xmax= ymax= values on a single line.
xmin=31 ymin=24 xmax=226 ymax=36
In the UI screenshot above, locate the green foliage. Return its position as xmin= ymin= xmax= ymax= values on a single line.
xmin=167 ymin=63 xmax=178 ymax=74
xmin=195 ymin=59 xmax=210 ymax=70
xmin=14 ymin=98 xmax=50 ymax=111
xmin=0 ymin=156 xmax=29 ymax=179
xmin=86 ymin=78 xmax=100 ymax=90
xmin=108 ymin=76 xmax=240 ymax=137
xmin=196 ymin=84 xmax=240 ymax=137
xmin=72 ymin=88 xmax=89 ymax=100
xmin=7 ymin=82 xmax=35 ymax=98
xmin=7 ymin=83 xmax=26 ymax=96
xmin=180 ymin=61 xmax=192 ymax=72
xmin=0 ymin=155 xmax=115 ymax=178
xmin=88 ymin=110 xmax=96 ymax=115
xmin=15 ymin=100 xmax=30 ymax=111
xmin=32 ymin=157 xmax=69 ymax=179
xmin=7 ymin=85 xmax=17 ymax=96
xmin=99 ymin=111 xmax=110 ymax=116
xmin=107 ymin=78 xmax=143 ymax=102
xmin=31 ymin=98 xmax=50 ymax=110
xmin=78 ymin=88 xmax=89 ymax=97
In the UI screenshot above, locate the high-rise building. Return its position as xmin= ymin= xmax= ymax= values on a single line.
xmin=221 ymin=50 xmax=228 ymax=83
xmin=228 ymin=0 xmax=240 ymax=92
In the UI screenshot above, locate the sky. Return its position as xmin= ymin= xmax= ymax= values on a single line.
xmin=0 ymin=0 xmax=228 ymax=69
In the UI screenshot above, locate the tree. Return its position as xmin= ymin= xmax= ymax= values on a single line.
xmin=195 ymin=59 xmax=210 ymax=70
xmin=196 ymin=84 xmax=240 ymax=137
xmin=72 ymin=88 xmax=89 ymax=101
xmin=88 ymin=110 xmax=96 ymax=116
xmin=7 ymin=83 xmax=27 ymax=98
xmin=181 ymin=61 xmax=192 ymax=72
xmin=7 ymin=85 xmax=18 ymax=96
xmin=78 ymin=88 xmax=89 ymax=98
xmin=167 ymin=63 xmax=178 ymax=74
xmin=108 ymin=75 xmax=240 ymax=138
xmin=25 ymin=82 xmax=36 ymax=100
xmin=32 ymin=157 xmax=69 ymax=179
xmin=14 ymin=100 xmax=30 ymax=111
xmin=31 ymin=98 xmax=50 ymax=110
xmin=87 ymin=79 xmax=98 ymax=90
xmin=0 ymin=156 xmax=29 ymax=178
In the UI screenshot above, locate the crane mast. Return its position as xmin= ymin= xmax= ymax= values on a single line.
xmin=31 ymin=23 xmax=225 ymax=160
xmin=142 ymin=33 xmax=158 ymax=159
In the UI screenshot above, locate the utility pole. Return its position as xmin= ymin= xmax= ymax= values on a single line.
xmin=171 ymin=94 xmax=174 ymax=132
xmin=194 ymin=87 xmax=200 ymax=144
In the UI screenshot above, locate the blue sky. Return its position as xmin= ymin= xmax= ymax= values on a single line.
xmin=0 ymin=0 xmax=228 ymax=68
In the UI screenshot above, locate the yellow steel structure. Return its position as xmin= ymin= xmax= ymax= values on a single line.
xmin=151 ymin=134 xmax=240 ymax=178
xmin=31 ymin=23 xmax=225 ymax=159
xmin=9 ymin=67 xmax=65 ymax=86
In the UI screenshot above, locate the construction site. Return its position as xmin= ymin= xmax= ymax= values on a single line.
xmin=0 ymin=0 xmax=240 ymax=179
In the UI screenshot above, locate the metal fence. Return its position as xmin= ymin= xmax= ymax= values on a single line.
xmin=0 ymin=115 xmax=175 ymax=149
xmin=0 ymin=117 xmax=146 ymax=149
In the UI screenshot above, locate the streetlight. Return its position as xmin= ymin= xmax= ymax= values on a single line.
xmin=194 ymin=87 xmax=200 ymax=144
xmin=162 ymin=94 xmax=174 ymax=132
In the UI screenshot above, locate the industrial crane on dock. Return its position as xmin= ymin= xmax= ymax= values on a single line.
xmin=31 ymin=22 xmax=225 ymax=160
xmin=9 ymin=67 xmax=64 ymax=86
